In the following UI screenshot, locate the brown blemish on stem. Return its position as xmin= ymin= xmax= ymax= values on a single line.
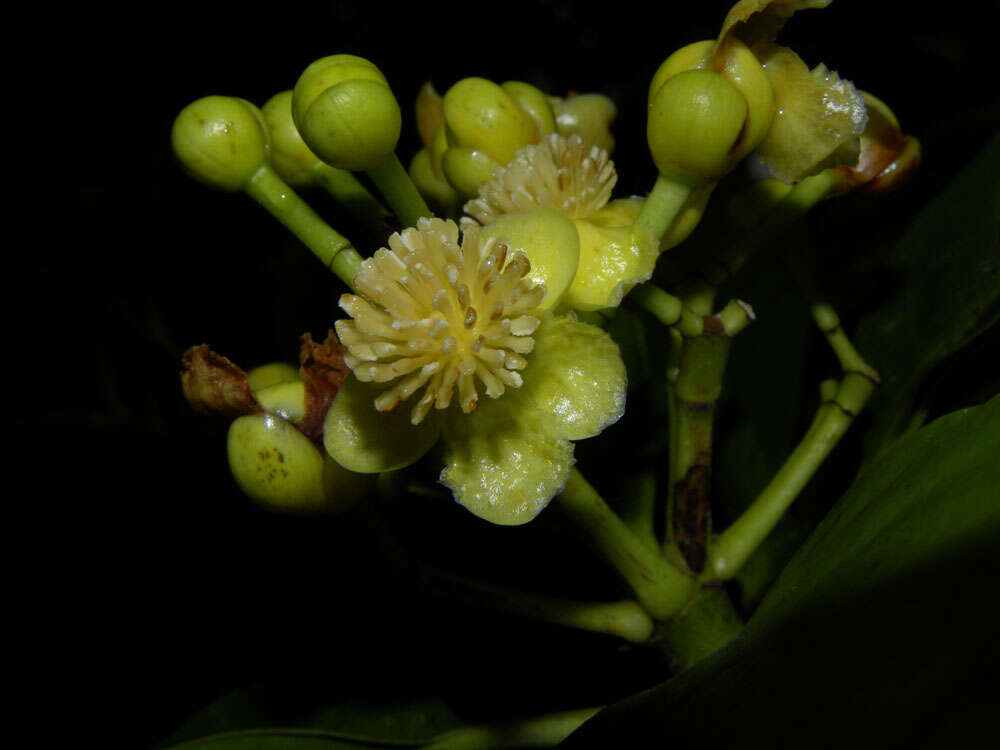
xmin=674 ymin=452 xmax=712 ymax=575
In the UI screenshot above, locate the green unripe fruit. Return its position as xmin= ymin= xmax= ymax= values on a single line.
xmin=647 ymin=70 xmax=748 ymax=186
xmin=228 ymin=412 xmax=368 ymax=514
xmin=292 ymin=55 xmax=401 ymax=171
xmin=261 ymin=90 xmax=320 ymax=186
xmin=501 ymin=81 xmax=557 ymax=138
xmin=443 ymin=78 xmax=536 ymax=167
xmin=172 ymin=95 xmax=271 ymax=191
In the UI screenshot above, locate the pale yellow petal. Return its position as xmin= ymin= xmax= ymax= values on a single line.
xmin=440 ymin=401 xmax=574 ymax=525
xmin=323 ymin=374 xmax=440 ymax=473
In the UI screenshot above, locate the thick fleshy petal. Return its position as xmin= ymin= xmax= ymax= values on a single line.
xmin=323 ymin=374 xmax=440 ymax=473
xmin=440 ymin=400 xmax=574 ymax=525
xmin=564 ymin=221 xmax=653 ymax=311
xmin=509 ymin=314 xmax=627 ymax=441
xmin=752 ymin=43 xmax=867 ymax=183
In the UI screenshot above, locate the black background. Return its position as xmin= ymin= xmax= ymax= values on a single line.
xmin=33 ymin=1 xmax=997 ymax=746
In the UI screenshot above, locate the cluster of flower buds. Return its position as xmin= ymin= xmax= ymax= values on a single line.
xmin=173 ymin=0 xmax=918 ymax=526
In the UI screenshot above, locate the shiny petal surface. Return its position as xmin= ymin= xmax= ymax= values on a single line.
xmin=440 ymin=401 xmax=574 ymax=525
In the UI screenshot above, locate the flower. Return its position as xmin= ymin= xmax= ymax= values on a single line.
xmin=465 ymin=133 xmax=653 ymax=312
xmin=324 ymin=218 xmax=627 ymax=525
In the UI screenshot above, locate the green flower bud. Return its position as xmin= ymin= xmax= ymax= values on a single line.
xmin=648 ymin=41 xmax=714 ymax=107
xmin=171 ymin=95 xmax=271 ymax=191
xmin=261 ymin=90 xmax=321 ymax=187
xmin=409 ymin=148 xmax=460 ymax=214
xmin=442 ymin=147 xmax=502 ymax=199
xmin=228 ymin=412 xmax=369 ymax=514
xmin=647 ymin=70 xmax=748 ymax=186
xmin=501 ymin=81 xmax=557 ymax=138
xmin=551 ymin=93 xmax=618 ymax=153
xmin=649 ymin=38 xmax=773 ymax=167
xmin=292 ymin=54 xmax=401 ymax=171
xmin=443 ymin=77 xmax=536 ymax=169
xmin=254 ymin=380 xmax=307 ymax=424
xmin=246 ymin=361 xmax=300 ymax=393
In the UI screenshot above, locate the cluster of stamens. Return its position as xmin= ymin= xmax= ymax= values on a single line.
xmin=464 ymin=133 xmax=617 ymax=224
xmin=335 ymin=218 xmax=545 ymax=424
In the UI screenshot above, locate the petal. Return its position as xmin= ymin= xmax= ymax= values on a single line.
xmin=440 ymin=401 xmax=574 ymax=525
xmin=752 ymin=43 xmax=867 ymax=183
xmin=563 ymin=221 xmax=654 ymax=311
xmin=716 ymin=0 xmax=831 ymax=51
xmin=508 ymin=314 xmax=627 ymax=441
xmin=323 ymin=374 xmax=440 ymax=473
xmin=480 ymin=207 xmax=580 ymax=310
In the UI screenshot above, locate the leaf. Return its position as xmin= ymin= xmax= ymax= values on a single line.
xmin=171 ymin=729 xmax=395 ymax=749
xmin=161 ymin=683 xmax=464 ymax=748
xmin=855 ymin=134 xmax=1000 ymax=461
xmin=560 ymin=397 xmax=1000 ymax=747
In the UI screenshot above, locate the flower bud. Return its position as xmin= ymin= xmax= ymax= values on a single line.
xmin=254 ymin=380 xmax=308 ymax=424
xmin=261 ymin=90 xmax=319 ymax=186
xmin=649 ymin=38 xmax=773 ymax=167
xmin=409 ymin=148 xmax=460 ymax=214
xmin=442 ymin=147 xmax=502 ymax=199
xmin=647 ymin=70 xmax=748 ymax=185
xmin=172 ymin=95 xmax=271 ymax=191
xmin=501 ymin=81 xmax=557 ymax=138
xmin=443 ymin=77 xmax=537 ymax=175
xmin=292 ymin=54 xmax=401 ymax=171
xmin=228 ymin=412 xmax=368 ymax=514
xmin=415 ymin=81 xmax=444 ymax=149
xmin=246 ymin=361 xmax=300 ymax=393
xmin=551 ymin=93 xmax=618 ymax=153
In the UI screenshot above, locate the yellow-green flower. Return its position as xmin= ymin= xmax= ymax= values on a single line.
xmin=464 ymin=133 xmax=651 ymax=311
xmin=324 ymin=218 xmax=626 ymax=525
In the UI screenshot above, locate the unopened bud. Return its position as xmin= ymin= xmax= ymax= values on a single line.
xmin=172 ymin=96 xmax=271 ymax=191
xmin=292 ymin=54 xmax=401 ymax=171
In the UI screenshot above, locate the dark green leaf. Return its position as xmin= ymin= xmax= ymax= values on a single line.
xmin=855 ymin=135 xmax=1000 ymax=461
xmin=561 ymin=397 xmax=1000 ymax=747
xmin=161 ymin=684 xmax=463 ymax=748
xmin=171 ymin=729 xmax=394 ymax=749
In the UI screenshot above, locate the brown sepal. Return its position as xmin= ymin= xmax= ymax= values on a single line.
xmin=298 ymin=330 xmax=350 ymax=443
xmin=180 ymin=345 xmax=261 ymax=418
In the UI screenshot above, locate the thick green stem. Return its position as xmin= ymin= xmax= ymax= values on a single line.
xmin=557 ymin=469 xmax=696 ymax=621
xmin=706 ymin=302 xmax=879 ymax=582
xmin=422 ymin=567 xmax=654 ymax=644
xmin=368 ymin=476 xmax=652 ymax=643
xmin=665 ymin=330 xmax=733 ymax=574
xmin=422 ymin=706 xmax=602 ymax=750
xmin=618 ymin=470 xmax=660 ymax=552
xmin=699 ymin=170 xmax=841 ymax=288
xmin=632 ymin=173 xmax=695 ymax=253
xmin=365 ymin=152 xmax=433 ymax=228
xmin=244 ymin=163 xmax=363 ymax=288
xmin=628 ymin=283 xmax=703 ymax=337
xmin=310 ymin=163 xmax=392 ymax=235
xmin=653 ymin=586 xmax=744 ymax=672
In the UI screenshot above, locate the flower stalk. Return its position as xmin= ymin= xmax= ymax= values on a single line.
xmin=244 ymin=163 xmax=363 ymax=288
